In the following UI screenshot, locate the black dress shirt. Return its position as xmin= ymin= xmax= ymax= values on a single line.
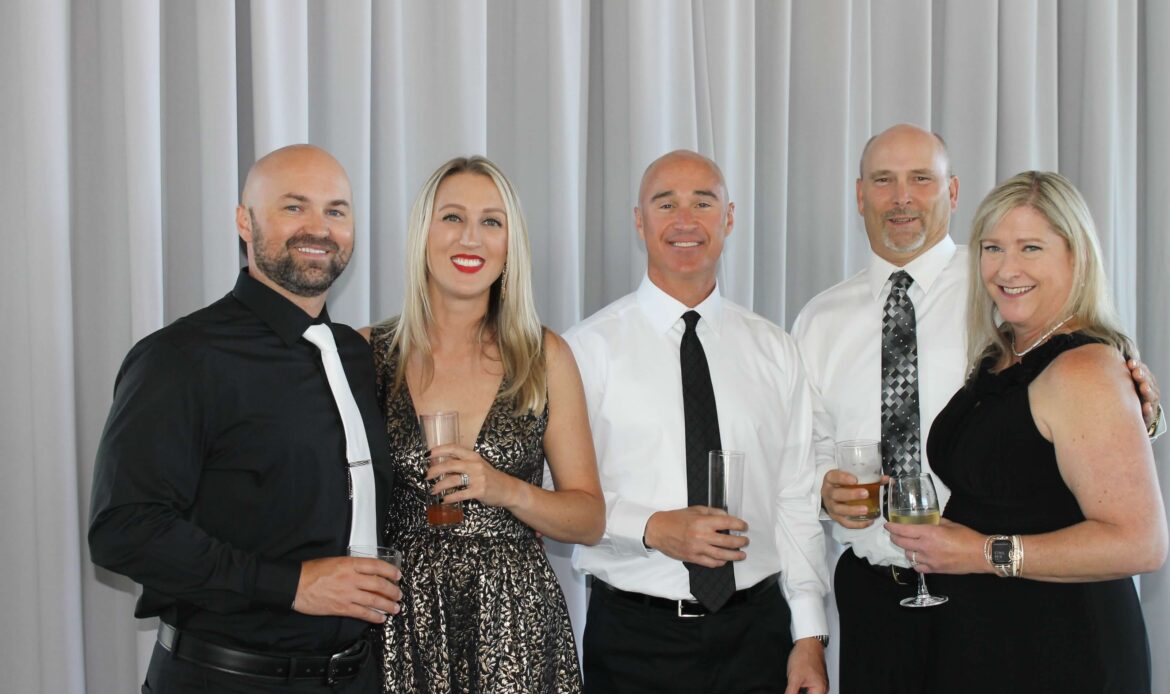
xmin=89 ymin=269 xmax=392 ymax=655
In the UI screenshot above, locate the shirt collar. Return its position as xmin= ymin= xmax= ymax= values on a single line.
xmin=635 ymin=273 xmax=724 ymax=337
xmin=231 ymin=268 xmax=332 ymax=347
xmin=865 ymin=235 xmax=957 ymax=299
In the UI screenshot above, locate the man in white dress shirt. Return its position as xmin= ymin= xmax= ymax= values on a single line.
xmin=793 ymin=123 xmax=1163 ymax=694
xmin=792 ymin=123 xmax=962 ymax=694
xmin=566 ymin=150 xmax=830 ymax=693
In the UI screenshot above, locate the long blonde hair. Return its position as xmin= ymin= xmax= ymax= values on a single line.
xmin=387 ymin=156 xmax=546 ymax=414
xmin=965 ymin=170 xmax=1132 ymax=374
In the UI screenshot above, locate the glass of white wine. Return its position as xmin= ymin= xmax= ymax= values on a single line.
xmin=887 ymin=473 xmax=948 ymax=608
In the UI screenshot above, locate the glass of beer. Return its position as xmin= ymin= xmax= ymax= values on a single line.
xmin=419 ymin=411 xmax=464 ymax=528
xmin=887 ymin=473 xmax=948 ymax=607
xmin=835 ymin=440 xmax=882 ymax=520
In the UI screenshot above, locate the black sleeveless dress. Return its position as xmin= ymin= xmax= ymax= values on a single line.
xmin=926 ymin=333 xmax=1150 ymax=693
xmin=370 ymin=325 xmax=582 ymax=693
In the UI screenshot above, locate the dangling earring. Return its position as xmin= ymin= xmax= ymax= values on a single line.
xmin=499 ymin=263 xmax=508 ymax=301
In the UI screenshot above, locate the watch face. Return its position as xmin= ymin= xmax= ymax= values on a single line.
xmin=991 ymin=539 xmax=1013 ymax=565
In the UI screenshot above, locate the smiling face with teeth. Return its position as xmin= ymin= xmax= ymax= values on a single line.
xmin=978 ymin=204 xmax=1075 ymax=348
xmin=857 ymin=124 xmax=958 ymax=266
xmin=236 ymin=145 xmax=355 ymax=315
xmin=635 ymin=151 xmax=734 ymax=307
xmin=425 ymin=171 xmax=508 ymax=305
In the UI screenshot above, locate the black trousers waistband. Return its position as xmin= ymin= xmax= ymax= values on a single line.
xmin=845 ymin=548 xmax=915 ymax=586
xmin=594 ymin=573 xmax=780 ymax=617
xmin=157 ymin=622 xmax=369 ymax=685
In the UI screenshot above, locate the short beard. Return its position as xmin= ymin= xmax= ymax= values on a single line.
xmin=882 ymin=228 xmax=926 ymax=254
xmin=249 ymin=210 xmax=350 ymax=297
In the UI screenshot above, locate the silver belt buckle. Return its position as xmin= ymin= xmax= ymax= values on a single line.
xmin=677 ymin=599 xmax=705 ymax=618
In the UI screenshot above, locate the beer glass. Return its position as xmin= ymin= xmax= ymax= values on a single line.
xmin=835 ymin=440 xmax=882 ymax=520
xmin=887 ymin=473 xmax=948 ymax=607
xmin=419 ymin=411 xmax=464 ymax=527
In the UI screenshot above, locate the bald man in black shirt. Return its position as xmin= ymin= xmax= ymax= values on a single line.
xmin=89 ymin=144 xmax=399 ymax=692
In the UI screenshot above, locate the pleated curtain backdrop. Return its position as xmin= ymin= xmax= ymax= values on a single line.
xmin=3 ymin=1 xmax=1168 ymax=691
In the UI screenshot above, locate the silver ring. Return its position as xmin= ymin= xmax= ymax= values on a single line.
xmin=910 ymin=550 xmax=918 ymax=567
xmin=460 ymin=472 xmax=470 ymax=487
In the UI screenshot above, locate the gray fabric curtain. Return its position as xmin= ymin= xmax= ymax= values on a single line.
xmin=3 ymin=1 xmax=1167 ymax=691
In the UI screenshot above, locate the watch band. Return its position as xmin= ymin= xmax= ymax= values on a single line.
xmin=984 ymin=534 xmax=1024 ymax=577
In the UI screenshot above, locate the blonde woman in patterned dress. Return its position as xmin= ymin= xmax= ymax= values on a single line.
xmin=361 ymin=156 xmax=603 ymax=693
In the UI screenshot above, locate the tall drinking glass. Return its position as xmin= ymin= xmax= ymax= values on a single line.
xmin=887 ymin=473 xmax=948 ymax=607
xmin=419 ymin=411 xmax=463 ymax=527
xmin=835 ymin=440 xmax=882 ymax=520
xmin=708 ymin=450 xmax=745 ymax=535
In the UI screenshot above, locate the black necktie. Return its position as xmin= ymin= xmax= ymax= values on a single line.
xmin=680 ymin=310 xmax=735 ymax=611
xmin=881 ymin=271 xmax=922 ymax=477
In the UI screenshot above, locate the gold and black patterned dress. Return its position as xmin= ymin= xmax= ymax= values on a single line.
xmin=371 ymin=325 xmax=583 ymax=693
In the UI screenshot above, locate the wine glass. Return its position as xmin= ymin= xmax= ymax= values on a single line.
xmin=887 ymin=473 xmax=948 ymax=607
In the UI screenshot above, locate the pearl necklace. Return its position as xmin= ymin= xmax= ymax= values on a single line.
xmin=1011 ymin=315 xmax=1074 ymax=358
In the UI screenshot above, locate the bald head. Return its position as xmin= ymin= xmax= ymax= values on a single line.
xmin=235 ymin=144 xmax=355 ymax=314
xmin=638 ymin=150 xmax=728 ymax=208
xmin=634 ymin=149 xmax=734 ymax=307
xmin=856 ymin=124 xmax=959 ymax=265
xmin=859 ymin=124 xmax=951 ymax=180
xmin=241 ymin=144 xmax=351 ymax=210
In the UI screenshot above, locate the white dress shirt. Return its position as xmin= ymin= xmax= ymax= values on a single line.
xmin=565 ymin=275 xmax=830 ymax=640
xmin=792 ymin=236 xmax=969 ymax=568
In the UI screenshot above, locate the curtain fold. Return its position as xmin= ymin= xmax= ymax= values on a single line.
xmin=2 ymin=1 xmax=1168 ymax=690
xmin=1138 ymin=0 xmax=1170 ymax=680
xmin=1 ymin=0 xmax=85 ymax=691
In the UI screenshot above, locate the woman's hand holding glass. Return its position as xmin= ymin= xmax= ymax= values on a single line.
xmin=885 ymin=473 xmax=948 ymax=607
xmin=887 ymin=515 xmax=994 ymax=577
xmin=427 ymin=443 xmax=522 ymax=509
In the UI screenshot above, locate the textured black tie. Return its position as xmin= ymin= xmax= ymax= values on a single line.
xmin=680 ymin=310 xmax=735 ymax=611
xmin=881 ymin=271 xmax=922 ymax=477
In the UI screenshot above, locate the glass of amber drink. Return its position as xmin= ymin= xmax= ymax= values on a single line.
xmin=419 ymin=411 xmax=464 ymax=527
xmin=836 ymin=440 xmax=882 ymax=520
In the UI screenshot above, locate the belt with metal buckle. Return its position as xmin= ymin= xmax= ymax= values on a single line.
xmin=853 ymin=552 xmax=914 ymax=586
xmin=595 ymin=574 xmax=779 ymax=618
xmin=157 ymin=622 xmax=368 ymax=685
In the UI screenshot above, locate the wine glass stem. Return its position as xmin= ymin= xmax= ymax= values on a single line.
xmin=916 ymin=573 xmax=931 ymax=600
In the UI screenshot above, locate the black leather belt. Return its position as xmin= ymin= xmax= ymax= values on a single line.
xmin=851 ymin=551 xmax=914 ymax=586
xmin=595 ymin=574 xmax=779 ymax=618
xmin=157 ymin=622 xmax=368 ymax=685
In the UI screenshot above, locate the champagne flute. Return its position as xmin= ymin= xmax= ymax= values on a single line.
xmin=887 ymin=473 xmax=948 ymax=607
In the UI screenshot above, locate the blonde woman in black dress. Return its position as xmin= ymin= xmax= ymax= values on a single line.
xmin=362 ymin=156 xmax=602 ymax=693
xmin=887 ymin=171 xmax=1167 ymax=693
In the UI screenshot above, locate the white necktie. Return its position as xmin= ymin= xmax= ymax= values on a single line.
xmin=303 ymin=324 xmax=377 ymax=549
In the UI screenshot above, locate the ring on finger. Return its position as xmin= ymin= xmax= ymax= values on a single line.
xmin=910 ymin=550 xmax=918 ymax=567
xmin=460 ymin=472 xmax=470 ymax=487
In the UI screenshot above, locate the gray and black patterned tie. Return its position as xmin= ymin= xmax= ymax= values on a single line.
xmin=680 ymin=310 xmax=735 ymax=612
xmin=881 ymin=271 xmax=921 ymax=477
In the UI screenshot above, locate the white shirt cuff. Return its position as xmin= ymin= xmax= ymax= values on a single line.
xmin=787 ymin=593 xmax=829 ymax=641
xmin=606 ymin=499 xmax=658 ymax=557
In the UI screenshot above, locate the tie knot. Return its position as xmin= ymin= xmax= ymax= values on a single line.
xmin=303 ymin=323 xmax=338 ymax=352
xmin=682 ymin=310 xmax=701 ymax=333
xmin=889 ymin=270 xmax=914 ymax=294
